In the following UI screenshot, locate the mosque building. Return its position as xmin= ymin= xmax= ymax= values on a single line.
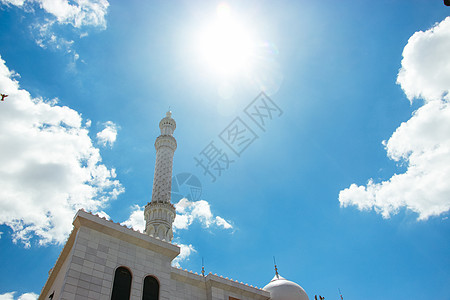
xmin=38 ymin=112 xmax=309 ymax=300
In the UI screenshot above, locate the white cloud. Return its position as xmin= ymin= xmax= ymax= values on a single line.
xmin=397 ymin=17 xmax=450 ymax=103
xmin=96 ymin=121 xmax=118 ymax=148
xmin=215 ymin=216 xmax=232 ymax=229
xmin=173 ymin=198 xmax=233 ymax=230
xmin=18 ymin=293 xmax=38 ymax=300
xmin=2 ymin=0 xmax=109 ymax=28
xmin=0 ymin=292 xmax=15 ymax=300
xmin=339 ymin=17 xmax=450 ymax=220
xmin=172 ymin=243 xmax=196 ymax=268
xmin=96 ymin=210 xmax=110 ymax=220
xmin=122 ymin=199 xmax=233 ymax=233
xmin=2 ymin=0 xmax=108 ymax=62
xmin=121 ymin=205 xmax=145 ymax=233
xmin=120 ymin=205 xmax=201 ymax=268
xmin=0 ymin=55 xmax=124 ymax=246
xmin=0 ymin=0 xmax=25 ymax=6
xmin=0 ymin=292 xmax=37 ymax=300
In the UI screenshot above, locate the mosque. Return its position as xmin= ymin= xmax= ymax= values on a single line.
xmin=38 ymin=112 xmax=309 ymax=300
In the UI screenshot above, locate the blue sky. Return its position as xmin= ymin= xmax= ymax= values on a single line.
xmin=0 ymin=0 xmax=449 ymax=299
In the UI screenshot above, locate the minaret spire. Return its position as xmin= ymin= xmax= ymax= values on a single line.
xmin=144 ymin=111 xmax=177 ymax=241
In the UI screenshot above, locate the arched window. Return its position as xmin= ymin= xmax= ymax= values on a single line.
xmin=142 ymin=276 xmax=159 ymax=300
xmin=111 ymin=267 xmax=132 ymax=300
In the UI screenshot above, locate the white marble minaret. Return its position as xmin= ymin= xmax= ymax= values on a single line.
xmin=144 ymin=111 xmax=177 ymax=241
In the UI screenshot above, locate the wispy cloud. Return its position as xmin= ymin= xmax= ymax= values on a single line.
xmin=0 ymin=55 xmax=124 ymax=247
xmin=96 ymin=121 xmax=119 ymax=148
xmin=339 ymin=17 xmax=450 ymax=220
xmin=2 ymin=0 xmax=109 ymax=28
xmin=29 ymin=19 xmax=81 ymax=67
xmin=1 ymin=0 xmax=109 ymax=63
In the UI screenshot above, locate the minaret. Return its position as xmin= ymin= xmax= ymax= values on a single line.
xmin=144 ymin=111 xmax=177 ymax=241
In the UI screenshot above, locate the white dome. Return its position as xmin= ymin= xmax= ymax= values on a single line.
xmin=263 ymin=274 xmax=309 ymax=300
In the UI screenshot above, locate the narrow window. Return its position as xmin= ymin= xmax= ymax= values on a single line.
xmin=111 ymin=267 xmax=132 ymax=300
xmin=142 ymin=276 xmax=159 ymax=300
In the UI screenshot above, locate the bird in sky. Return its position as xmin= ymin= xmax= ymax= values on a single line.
xmin=0 ymin=94 xmax=8 ymax=101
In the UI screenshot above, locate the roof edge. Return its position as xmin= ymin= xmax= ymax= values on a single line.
xmin=74 ymin=210 xmax=180 ymax=260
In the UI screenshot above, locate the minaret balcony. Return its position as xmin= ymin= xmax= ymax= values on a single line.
xmin=154 ymin=135 xmax=177 ymax=151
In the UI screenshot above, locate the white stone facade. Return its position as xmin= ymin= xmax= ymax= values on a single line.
xmin=38 ymin=112 xmax=271 ymax=300
xmin=38 ymin=210 xmax=270 ymax=300
xmin=38 ymin=111 xmax=309 ymax=300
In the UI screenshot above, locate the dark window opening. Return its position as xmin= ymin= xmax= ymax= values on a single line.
xmin=142 ymin=276 xmax=159 ymax=300
xmin=111 ymin=267 xmax=132 ymax=300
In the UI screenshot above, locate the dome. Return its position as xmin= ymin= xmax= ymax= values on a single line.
xmin=263 ymin=274 xmax=309 ymax=300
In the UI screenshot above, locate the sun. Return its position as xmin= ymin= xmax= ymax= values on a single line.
xmin=197 ymin=3 xmax=255 ymax=76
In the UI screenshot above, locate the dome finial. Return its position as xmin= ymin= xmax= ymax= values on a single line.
xmin=201 ymin=257 xmax=205 ymax=277
xmin=273 ymin=256 xmax=279 ymax=279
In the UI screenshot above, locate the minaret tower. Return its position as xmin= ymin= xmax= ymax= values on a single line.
xmin=144 ymin=111 xmax=177 ymax=241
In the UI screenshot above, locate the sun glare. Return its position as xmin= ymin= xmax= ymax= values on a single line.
xmin=198 ymin=3 xmax=255 ymax=75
